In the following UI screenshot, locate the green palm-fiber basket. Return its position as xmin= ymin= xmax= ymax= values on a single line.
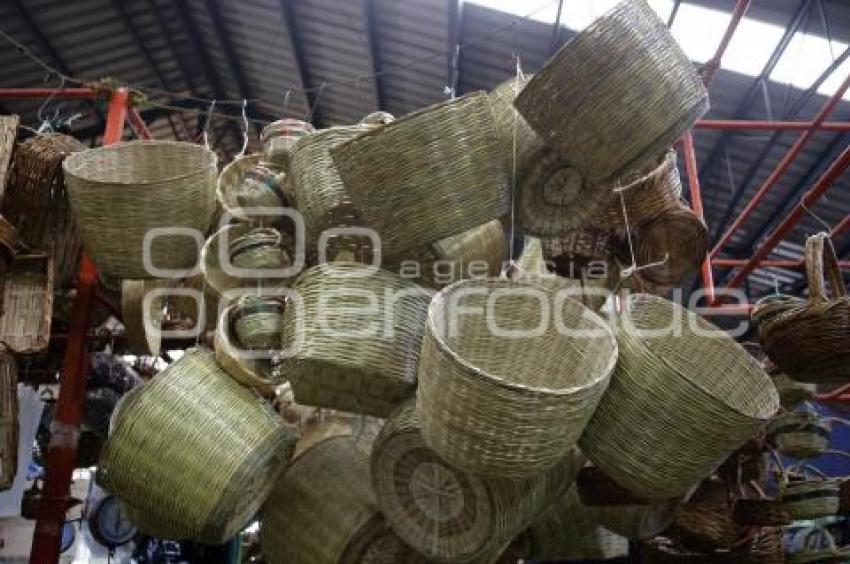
xmin=97 ymin=348 xmax=296 ymax=544
xmin=633 ymin=205 xmax=709 ymax=287
xmin=767 ymin=411 xmax=830 ymax=459
xmin=214 ymin=303 xmax=278 ymax=395
xmin=418 ymin=219 xmax=506 ymax=288
xmin=488 ymin=76 xmax=544 ymax=176
xmin=330 ymin=92 xmax=510 ymax=258
xmin=63 ymin=141 xmax=217 ymax=279
xmin=416 ymin=277 xmax=617 ymax=479
xmin=261 ymin=118 xmax=315 ymax=170
xmin=514 ymin=0 xmax=708 ymax=185
xmin=371 ymin=401 xmax=584 ymax=563
xmin=120 ymin=279 xmax=165 ymax=356
xmin=231 ymin=295 xmax=285 ymax=351
xmin=217 ymin=153 xmax=290 ymax=221
xmin=260 ymin=436 xmax=385 ymax=564
xmin=782 ymin=479 xmax=840 ymax=520
xmin=280 ymin=263 xmax=431 ymax=417
xmin=579 ymin=294 xmax=779 ymax=499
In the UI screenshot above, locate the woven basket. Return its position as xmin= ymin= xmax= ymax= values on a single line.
xmin=371 ymin=401 xmax=583 ymax=563
xmin=217 ymin=153 xmax=289 ymax=221
xmin=591 ymin=151 xmax=683 ymax=229
xmin=231 ymin=295 xmax=285 ymax=351
xmin=576 ymin=465 xmax=651 ymax=507
xmin=580 ymin=294 xmax=779 ymax=498
xmin=280 ymin=263 xmax=431 ymax=417
xmin=787 ymin=528 xmax=849 ymax=564
xmin=0 ymin=115 xmax=17 ymax=202
xmin=781 ymin=478 xmax=840 ymax=520
xmin=98 ymin=348 xmax=295 ymax=543
xmin=633 ymin=205 xmax=708 ymax=286
xmin=668 ymin=498 xmax=739 ymax=552
xmin=331 ymin=92 xmax=510 ymax=257
xmin=488 ymin=76 xmax=544 ymax=176
xmin=751 ymin=294 xmax=803 ymax=332
xmin=416 ymin=219 xmax=506 ymax=288
xmin=0 ymin=345 xmax=17 ymax=490
xmin=120 ymin=279 xmax=165 ymax=356
xmin=540 ymin=227 xmax=612 ymax=263
xmin=417 ymin=277 xmax=616 ymax=478
xmin=214 ymin=303 xmax=278 ymax=395
xmin=261 ymin=118 xmax=315 ymax=170
xmin=515 ymin=0 xmax=708 ymax=184
xmin=0 ymin=254 xmax=54 ymax=354
xmin=228 ymin=227 xmax=290 ymax=269
xmin=767 ymin=411 xmax=830 ymax=459
xmin=759 ymin=232 xmax=850 ymax=382
xmin=733 ymin=499 xmax=791 ymax=526
xmin=3 ymin=132 xmax=86 ymax=286
xmin=64 ymin=141 xmax=217 ymax=279
xmin=261 ymin=436 xmax=385 ymax=564
xmin=0 ymin=214 xmax=23 ymax=270
xmin=772 ymin=374 xmax=817 ymax=408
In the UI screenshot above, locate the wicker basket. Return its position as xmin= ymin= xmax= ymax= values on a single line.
xmin=591 ymin=151 xmax=683 ymax=229
xmin=98 ymin=348 xmax=295 ymax=543
xmin=261 ymin=118 xmax=315 ymax=170
xmin=231 ymin=295 xmax=285 ymax=351
xmin=667 ymin=496 xmax=739 ymax=552
xmin=260 ymin=436 xmax=385 ymax=564
xmin=214 ymin=303 xmax=278 ymax=395
xmin=751 ymin=294 xmax=802 ymax=332
xmin=371 ymin=401 xmax=583 ymax=563
xmin=0 ymin=214 xmax=23 ymax=270
xmin=515 ymin=0 xmax=708 ymax=184
xmin=120 ymin=279 xmax=165 ymax=356
xmin=580 ymin=294 xmax=779 ymax=498
xmin=216 ymin=153 xmax=289 ymax=221
xmin=417 ymin=277 xmax=616 ymax=478
xmin=0 ymin=115 xmax=17 ymax=201
xmin=781 ymin=478 xmax=840 ymax=520
xmin=540 ymin=228 xmax=612 ymax=263
xmin=415 ymin=219 xmax=506 ymax=288
xmin=633 ymin=205 xmax=708 ymax=286
xmin=733 ymin=498 xmax=791 ymax=526
xmin=772 ymin=374 xmax=817 ymax=408
xmin=3 ymin=132 xmax=85 ymax=286
xmin=759 ymin=232 xmax=850 ymax=382
xmin=0 ymin=345 xmax=17 ymax=490
xmin=63 ymin=141 xmax=217 ymax=279
xmin=767 ymin=411 xmax=830 ymax=459
xmin=280 ymin=263 xmax=431 ymax=417
xmin=331 ymin=92 xmax=509 ymax=257
xmin=787 ymin=528 xmax=849 ymax=564
xmin=0 ymin=254 xmax=54 ymax=354
xmin=488 ymin=76 xmax=544 ymax=176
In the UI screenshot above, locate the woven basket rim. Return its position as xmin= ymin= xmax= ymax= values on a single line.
xmin=63 ymin=140 xmax=217 ymax=187
xmin=216 ymin=153 xmax=264 ymax=214
xmin=426 ymin=277 xmax=617 ymax=396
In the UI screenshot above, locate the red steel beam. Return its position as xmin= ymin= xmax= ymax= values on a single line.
xmin=682 ymin=130 xmax=715 ymax=304
xmin=711 ymin=72 xmax=850 ymax=259
xmin=0 ymin=87 xmax=100 ymax=99
xmin=127 ymin=108 xmax=153 ymax=140
xmin=30 ymin=88 xmax=129 ymax=564
xmin=701 ymin=0 xmax=752 ymax=85
xmin=696 ymin=119 xmax=850 ymax=132
xmin=724 ymin=142 xmax=850 ymax=291
xmin=713 ymin=258 xmax=850 ymax=268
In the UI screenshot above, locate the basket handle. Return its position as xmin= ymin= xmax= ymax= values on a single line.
xmin=806 ymin=232 xmax=846 ymax=301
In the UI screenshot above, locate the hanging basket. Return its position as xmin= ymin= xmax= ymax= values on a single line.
xmin=772 ymin=374 xmax=817 ymax=408
xmin=63 ymin=141 xmax=217 ymax=279
xmin=0 ymin=345 xmax=17 ymax=490
xmin=591 ymin=500 xmax=677 ymax=541
xmin=540 ymin=227 xmax=612 ymax=263
xmin=230 ymin=295 xmax=285 ymax=351
xmin=633 ymin=205 xmax=708 ymax=286
xmin=0 ymin=254 xmax=54 ymax=355
xmin=417 ymin=277 xmax=616 ymax=479
xmin=514 ymin=0 xmax=708 ymax=184
xmin=781 ymin=477 xmax=840 ymax=520
xmin=767 ymin=411 xmax=830 ymax=459
xmin=260 ymin=436 xmax=385 ymax=564
xmin=759 ymin=232 xmax=850 ymax=382
xmin=120 ymin=279 xmax=165 ymax=356
xmin=371 ymin=401 xmax=583 ymax=563
xmin=751 ymin=294 xmax=803 ymax=332
xmin=261 ymin=118 xmax=315 ymax=170
xmin=416 ymin=219 xmax=506 ymax=288
xmin=0 ymin=115 xmax=17 ymax=201
xmin=216 ymin=153 xmax=289 ymax=221
xmin=331 ymin=92 xmax=510 ymax=257
xmin=3 ymin=132 xmax=86 ymax=286
xmin=488 ymin=76 xmax=544 ymax=175
xmin=591 ymin=151 xmax=683 ymax=229
xmin=98 ymin=348 xmax=296 ymax=543
xmin=280 ymin=263 xmax=431 ymax=417
xmin=0 ymin=214 xmax=23 ymax=270
xmin=580 ymin=294 xmax=779 ymax=499
xmin=214 ymin=303 xmax=278 ymax=395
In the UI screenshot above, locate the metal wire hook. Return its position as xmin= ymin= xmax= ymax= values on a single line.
xmin=36 ymin=73 xmax=65 ymax=133
xmin=238 ymin=99 xmax=249 ymax=157
xmin=203 ymin=99 xmax=217 ymax=150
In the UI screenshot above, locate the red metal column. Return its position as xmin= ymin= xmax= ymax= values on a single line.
xmin=700 ymin=0 xmax=752 ymax=84
xmin=682 ymin=130 xmax=715 ymax=304
xmin=0 ymin=88 xmax=98 ymax=99
xmin=713 ymin=258 xmax=850 ymax=268
xmin=696 ymin=119 xmax=850 ymax=132
xmin=29 ymin=88 xmax=129 ymax=564
xmin=127 ymin=108 xmax=153 ymax=140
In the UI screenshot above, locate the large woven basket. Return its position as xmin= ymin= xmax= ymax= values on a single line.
xmin=515 ymin=0 xmax=708 ymax=184
xmin=633 ymin=205 xmax=709 ymax=286
xmin=417 ymin=277 xmax=616 ymax=478
xmin=488 ymin=76 xmax=544 ymax=176
xmin=371 ymin=401 xmax=583 ymax=563
xmin=759 ymin=232 xmax=850 ymax=382
xmin=261 ymin=436 xmax=385 ymax=564
xmin=767 ymin=411 xmax=830 ymax=459
xmin=216 ymin=153 xmax=289 ymax=222
xmin=0 ymin=345 xmax=17 ymax=490
xmin=3 ymin=132 xmax=85 ymax=286
xmin=580 ymin=294 xmax=779 ymax=498
xmin=63 ymin=141 xmax=217 ymax=279
xmin=331 ymin=92 xmax=509 ymax=257
xmin=214 ymin=303 xmax=278 ymax=395
xmin=98 ymin=348 xmax=295 ymax=543
xmin=280 ymin=263 xmax=431 ymax=417
xmin=0 ymin=115 xmax=17 ymax=201
xmin=120 ymin=279 xmax=165 ymax=356
xmin=0 ymin=254 xmax=54 ymax=354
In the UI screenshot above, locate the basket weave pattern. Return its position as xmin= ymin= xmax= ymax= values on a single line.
xmin=0 ymin=346 xmax=17 ymax=490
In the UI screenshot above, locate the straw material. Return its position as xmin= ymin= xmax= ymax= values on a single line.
xmin=540 ymin=228 xmax=612 ymax=263
xmin=751 ymin=294 xmax=802 ymax=332
xmin=767 ymin=411 xmax=830 ymax=459
xmin=120 ymin=279 xmax=164 ymax=356
xmin=591 ymin=151 xmax=683 ymax=229
xmin=515 ymin=0 xmax=708 ymax=184
xmin=414 ymin=219 xmax=506 ymax=288
xmin=0 ymin=214 xmax=22 ymax=269
xmin=261 ymin=436 xmax=384 ymax=564
xmin=591 ymin=501 xmax=677 ymax=541
xmin=331 ymin=92 xmax=510 ymax=257
xmin=0 ymin=254 xmax=54 ymax=354
xmin=781 ymin=479 xmax=840 ymax=520
xmin=667 ymin=496 xmax=738 ymax=551
xmin=217 ymin=153 xmax=289 ymax=221
xmin=280 ymin=263 xmax=431 ymax=417
xmin=417 ymin=277 xmax=616 ymax=478
xmin=3 ymin=132 xmax=85 ymax=285
xmin=63 ymin=141 xmax=217 ymax=279
xmin=229 ymin=227 xmax=290 ymax=270
xmin=580 ymin=294 xmax=779 ymax=499
xmin=772 ymin=374 xmax=816 ymax=408
xmin=231 ymin=295 xmax=285 ymax=351
xmin=261 ymin=118 xmax=315 ymax=170
xmin=98 ymin=348 xmax=295 ymax=543
xmin=371 ymin=401 xmax=583 ymax=563
xmin=633 ymin=205 xmax=708 ymax=286
xmin=733 ymin=499 xmax=791 ymax=526
xmin=0 ymin=116 xmax=19 ymax=202
xmin=214 ymin=303 xmax=278 ymax=395
xmin=0 ymin=345 xmax=17 ymax=490
xmin=488 ymin=76 xmax=544 ymax=175
xmin=759 ymin=232 xmax=850 ymax=382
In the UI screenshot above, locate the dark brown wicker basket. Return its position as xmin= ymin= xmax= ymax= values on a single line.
xmin=0 ymin=345 xmax=17 ymax=490
xmin=733 ymin=499 xmax=791 ymax=527
xmin=633 ymin=204 xmax=708 ymax=286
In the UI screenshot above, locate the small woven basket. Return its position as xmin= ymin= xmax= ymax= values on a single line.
xmin=261 ymin=118 xmax=315 ymax=170
xmin=216 ymin=153 xmax=289 ymax=221
xmin=781 ymin=478 xmax=840 ymax=520
xmin=772 ymin=374 xmax=817 ymax=408
xmin=0 ymin=254 xmax=54 ymax=354
xmin=759 ymin=232 xmax=850 ymax=382
xmin=767 ymin=411 xmax=830 ymax=459
xmin=488 ymin=76 xmax=544 ymax=176
xmin=231 ymin=295 xmax=285 ymax=351
xmin=228 ymin=227 xmax=290 ymax=270
xmin=414 ymin=219 xmax=506 ymax=288
xmin=417 ymin=277 xmax=616 ymax=479
xmin=787 ymin=527 xmax=849 ymax=564
xmin=214 ymin=303 xmax=278 ymax=395
xmin=633 ymin=205 xmax=709 ymax=286
xmin=331 ymin=92 xmax=510 ymax=257
xmin=120 ymin=279 xmax=165 ymax=356
xmin=280 ymin=263 xmax=431 ymax=417
xmin=515 ymin=0 xmax=708 ymax=184
xmin=98 ymin=348 xmax=295 ymax=543
xmin=580 ymin=294 xmax=779 ymax=499
xmin=63 ymin=141 xmax=217 ymax=279
xmin=260 ymin=436 xmax=385 ymax=564
xmin=0 ymin=345 xmax=17 ymax=490
xmin=371 ymin=401 xmax=583 ymax=563
xmin=751 ymin=294 xmax=802 ymax=332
